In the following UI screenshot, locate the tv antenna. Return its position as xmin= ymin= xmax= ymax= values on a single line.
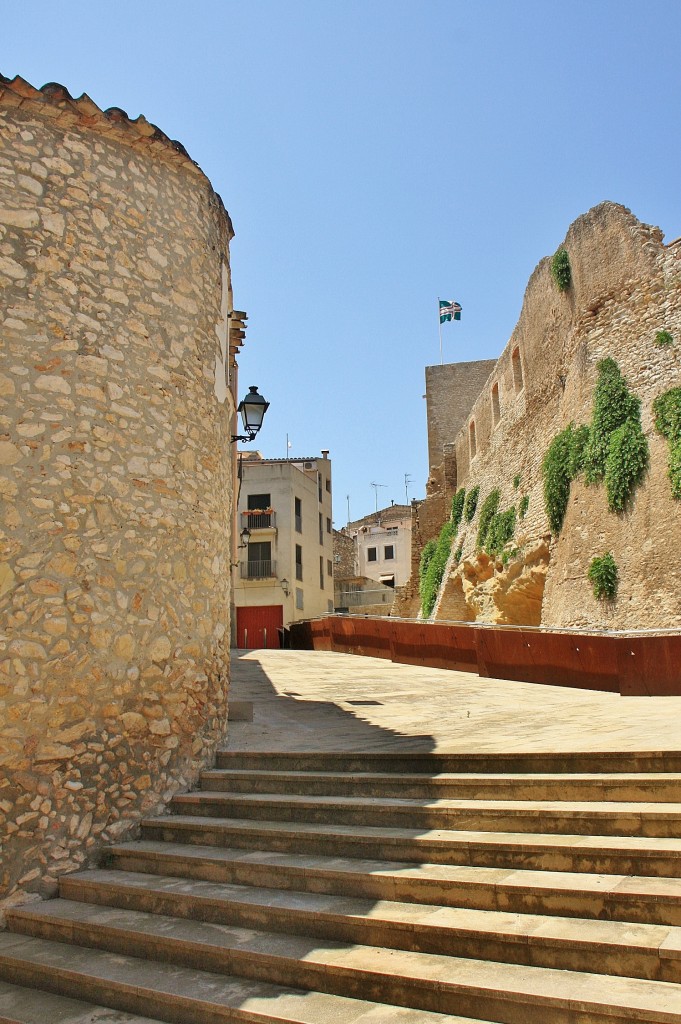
xmin=370 ymin=481 xmax=387 ymax=514
xmin=404 ymin=473 xmax=412 ymax=503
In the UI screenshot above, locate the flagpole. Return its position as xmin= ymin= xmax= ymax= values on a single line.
xmin=437 ymin=297 xmax=443 ymax=365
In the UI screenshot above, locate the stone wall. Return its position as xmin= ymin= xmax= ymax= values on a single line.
xmin=410 ymin=203 xmax=681 ymax=628
xmin=425 ymin=360 xmax=497 ymax=480
xmin=0 ymin=78 xmax=238 ymax=915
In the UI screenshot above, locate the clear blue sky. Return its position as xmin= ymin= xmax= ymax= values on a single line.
xmin=4 ymin=2 xmax=681 ymax=524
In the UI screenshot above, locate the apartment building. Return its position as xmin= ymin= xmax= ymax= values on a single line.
xmin=347 ymin=504 xmax=412 ymax=588
xmin=233 ymin=451 xmax=334 ymax=648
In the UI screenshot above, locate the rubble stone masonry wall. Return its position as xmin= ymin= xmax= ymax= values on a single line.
xmin=404 ymin=203 xmax=681 ymax=628
xmin=0 ymin=80 xmax=236 ymax=915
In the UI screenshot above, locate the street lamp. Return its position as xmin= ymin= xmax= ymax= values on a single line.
xmin=231 ymin=386 xmax=270 ymax=444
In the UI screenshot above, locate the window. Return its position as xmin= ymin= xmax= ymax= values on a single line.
xmin=294 ymin=496 xmax=302 ymax=533
xmin=387 ymin=526 xmax=397 ymax=534
xmin=319 ymin=555 xmax=324 ymax=589
xmin=326 ymin=516 xmax=331 ymax=534
xmin=491 ymin=383 xmax=500 ymax=427
xmin=327 ymin=559 xmax=333 ymax=576
xmin=247 ymin=492 xmax=272 ymax=529
xmin=245 ymin=541 xmax=272 ymax=579
xmin=295 ymin=544 xmax=303 ymax=581
xmin=319 ymin=512 xmax=324 ymax=545
xmin=384 ymin=544 xmax=395 ymax=560
xmin=325 ymin=478 xmax=331 ymax=493
xmin=367 ymin=547 xmax=377 ymax=562
xmin=512 ymin=346 xmax=524 ymax=393
xmin=469 ymin=420 xmax=477 ymax=459
xmin=318 ymin=475 xmax=322 ymax=502
xmin=248 ymin=493 xmax=270 ymax=510
xmin=296 ymin=588 xmax=304 ymax=610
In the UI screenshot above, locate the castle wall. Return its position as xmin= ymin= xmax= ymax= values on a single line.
xmin=0 ymin=79 xmax=237 ymax=913
xmin=425 ymin=359 xmax=496 ymax=480
xmin=412 ymin=204 xmax=681 ymax=628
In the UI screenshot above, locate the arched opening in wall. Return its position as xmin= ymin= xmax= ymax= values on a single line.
xmin=512 ymin=347 xmax=524 ymax=393
xmin=469 ymin=420 xmax=477 ymax=460
xmin=491 ymin=382 xmax=500 ymax=427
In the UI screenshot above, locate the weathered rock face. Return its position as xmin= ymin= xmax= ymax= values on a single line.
xmin=0 ymin=79 xmax=237 ymax=914
xmin=410 ymin=203 xmax=681 ymax=629
xmin=438 ymin=540 xmax=550 ymax=625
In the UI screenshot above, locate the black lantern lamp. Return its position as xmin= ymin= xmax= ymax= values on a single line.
xmin=232 ymin=386 xmax=269 ymax=444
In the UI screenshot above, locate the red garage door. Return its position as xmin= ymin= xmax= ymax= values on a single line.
xmin=236 ymin=605 xmax=284 ymax=650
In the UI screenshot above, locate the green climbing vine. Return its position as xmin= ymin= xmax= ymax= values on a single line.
xmin=451 ymin=488 xmax=466 ymax=532
xmin=655 ymin=330 xmax=674 ymax=348
xmin=476 ymin=488 xmax=500 ymax=548
xmin=604 ymin=419 xmax=649 ymax=513
xmin=464 ymin=486 xmax=479 ymax=522
xmin=550 ymin=248 xmax=571 ymax=291
xmin=588 ymin=552 xmax=618 ymax=601
xmin=542 ymin=423 xmax=587 ymax=534
xmin=583 ymin=358 xmax=643 ymax=486
xmin=485 ymin=507 xmax=517 ymax=557
xmin=519 ymin=494 xmax=530 ymax=519
xmin=653 ymin=387 xmax=681 ymax=499
xmin=420 ymin=522 xmax=455 ymax=618
xmin=543 ymin=360 xmax=648 ymax=534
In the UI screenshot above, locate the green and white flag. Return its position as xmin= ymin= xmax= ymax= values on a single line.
xmin=439 ymin=300 xmax=462 ymax=324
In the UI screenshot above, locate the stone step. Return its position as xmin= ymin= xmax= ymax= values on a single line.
xmin=53 ymin=868 xmax=681 ymax=982
xmin=0 ymin=978 xmax=163 ymax=1024
xmin=201 ymin=767 xmax=681 ymax=802
xmin=0 ymin=933 xmax=476 ymax=1024
xmin=108 ymin=839 xmax=681 ymax=925
xmin=216 ymin=749 xmax=681 ymax=774
xmin=171 ymin=790 xmax=681 ymax=838
xmin=141 ymin=813 xmax=681 ymax=875
xmin=6 ymin=900 xmax=681 ymax=1022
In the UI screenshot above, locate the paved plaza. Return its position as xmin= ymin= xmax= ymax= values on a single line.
xmin=228 ymin=649 xmax=681 ymax=753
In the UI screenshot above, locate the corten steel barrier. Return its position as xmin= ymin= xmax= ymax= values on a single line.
xmin=288 ymin=616 xmax=681 ymax=696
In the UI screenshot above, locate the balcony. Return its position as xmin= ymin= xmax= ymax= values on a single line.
xmin=241 ymin=510 xmax=276 ymax=531
xmin=240 ymin=559 xmax=277 ymax=580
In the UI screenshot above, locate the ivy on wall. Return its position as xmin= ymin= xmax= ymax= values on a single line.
xmin=550 ymin=248 xmax=572 ymax=291
xmin=476 ymin=488 xmax=500 ymax=548
xmin=464 ymin=486 xmax=479 ymax=522
xmin=543 ymin=359 xmax=648 ymax=535
xmin=655 ymin=330 xmax=674 ymax=348
xmin=588 ymin=552 xmax=618 ymax=601
xmin=542 ymin=423 xmax=588 ymax=534
xmin=653 ymin=387 xmax=681 ymax=499
xmin=451 ymin=488 xmax=466 ymax=532
xmin=519 ymin=494 xmax=530 ymax=518
xmin=419 ymin=522 xmax=455 ymax=617
xmin=485 ymin=506 xmax=517 ymax=556
xmin=583 ymin=358 xmax=645 ymax=489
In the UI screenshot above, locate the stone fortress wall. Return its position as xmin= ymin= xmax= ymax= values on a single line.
xmin=0 ymin=77 xmax=238 ymax=915
xmin=397 ymin=203 xmax=681 ymax=629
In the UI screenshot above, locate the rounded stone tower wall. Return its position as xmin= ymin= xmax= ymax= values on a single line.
xmin=0 ymin=78 xmax=236 ymax=912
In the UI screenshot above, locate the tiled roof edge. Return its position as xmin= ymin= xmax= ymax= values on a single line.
xmin=0 ymin=74 xmax=233 ymax=238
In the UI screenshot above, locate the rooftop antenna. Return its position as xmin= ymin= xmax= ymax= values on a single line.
xmin=370 ymin=481 xmax=387 ymax=515
xmin=346 ymin=494 xmax=350 ymax=524
xmin=404 ymin=473 xmax=412 ymax=503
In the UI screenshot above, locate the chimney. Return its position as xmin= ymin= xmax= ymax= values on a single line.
xmin=321 ymin=449 xmax=329 ymax=459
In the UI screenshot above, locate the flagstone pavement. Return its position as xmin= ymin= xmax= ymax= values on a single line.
xmin=227 ymin=649 xmax=681 ymax=754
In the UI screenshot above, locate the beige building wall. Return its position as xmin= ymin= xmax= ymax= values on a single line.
xmin=234 ymin=453 xmax=334 ymax=634
xmin=0 ymin=78 xmax=238 ymax=914
xmin=351 ymin=508 xmax=412 ymax=588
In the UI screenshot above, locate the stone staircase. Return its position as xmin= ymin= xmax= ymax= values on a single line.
xmin=2 ymin=750 xmax=681 ymax=1022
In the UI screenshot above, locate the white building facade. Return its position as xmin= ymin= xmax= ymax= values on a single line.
xmin=233 ymin=451 xmax=334 ymax=648
xmin=347 ymin=504 xmax=412 ymax=589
